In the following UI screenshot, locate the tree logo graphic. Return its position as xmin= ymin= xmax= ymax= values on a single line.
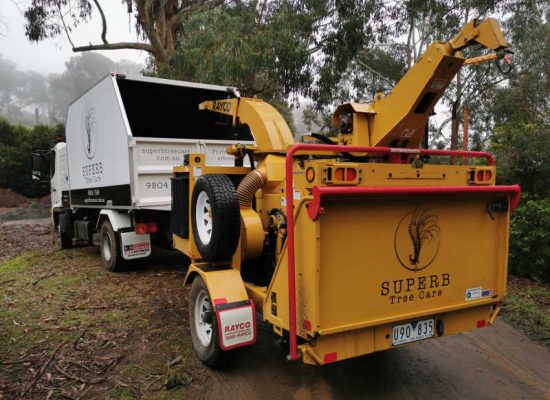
xmin=394 ymin=207 xmax=441 ymax=271
xmin=82 ymin=106 xmax=97 ymax=159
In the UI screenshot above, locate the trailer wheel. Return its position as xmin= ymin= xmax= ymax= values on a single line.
xmin=58 ymin=211 xmax=73 ymax=249
xmin=189 ymin=276 xmax=229 ymax=368
xmin=191 ymin=175 xmax=240 ymax=261
xmin=99 ymin=220 xmax=123 ymax=272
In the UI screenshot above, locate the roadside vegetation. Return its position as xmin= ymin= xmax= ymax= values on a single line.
xmin=502 ymin=277 xmax=550 ymax=348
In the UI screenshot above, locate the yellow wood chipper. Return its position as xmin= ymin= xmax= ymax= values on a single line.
xmin=170 ymin=18 xmax=520 ymax=366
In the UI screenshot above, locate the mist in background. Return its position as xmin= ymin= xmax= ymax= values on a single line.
xmin=0 ymin=52 xmax=142 ymax=125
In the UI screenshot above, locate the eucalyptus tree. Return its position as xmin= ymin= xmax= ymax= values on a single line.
xmin=23 ymin=0 xmax=225 ymax=66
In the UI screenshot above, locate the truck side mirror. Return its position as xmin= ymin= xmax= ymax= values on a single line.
xmin=31 ymin=151 xmax=50 ymax=183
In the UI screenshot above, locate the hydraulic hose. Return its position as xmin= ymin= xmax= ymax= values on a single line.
xmin=236 ymin=167 xmax=266 ymax=209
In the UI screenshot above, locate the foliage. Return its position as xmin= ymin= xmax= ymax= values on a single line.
xmin=508 ymin=199 xmax=550 ymax=282
xmin=490 ymin=122 xmax=550 ymax=197
xmin=0 ymin=118 xmax=63 ymax=197
xmin=157 ymin=1 xmax=318 ymax=99
xmin=488 ymin=3 xmax=550 ymax=198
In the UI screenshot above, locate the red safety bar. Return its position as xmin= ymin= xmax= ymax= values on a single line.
xmin=284 ymin=143 xmax=516 ymax=361
xmin=307 ymin=185 xmax=521 ymax=220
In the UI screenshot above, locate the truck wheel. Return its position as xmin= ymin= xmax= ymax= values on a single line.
xmin=99 ymin=220 xmax=123 ymax=272
xmin=58 ymin=212 xmax=73 ymax=249
xmin=189 ymin=276 xmax=229 ymax=368
xmin=191 ymin=175 xmax=240 ymax=261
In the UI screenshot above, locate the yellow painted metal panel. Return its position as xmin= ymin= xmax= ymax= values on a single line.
xmin=184 ymin=265 xmax=248 ymax=304
xmin=315 ymin=196 xmax=508 ymax=333
xmin=299 ymin=304 xmax=495 ymax=364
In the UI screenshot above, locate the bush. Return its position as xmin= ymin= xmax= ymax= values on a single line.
xmin=509 ymin=199 xmax=550 ymax=282
xmin=0 ymin=118 xmax=64 ymax=198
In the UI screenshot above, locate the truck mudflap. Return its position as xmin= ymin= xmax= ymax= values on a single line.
xmin=284 ymin=144 xmax=521 ymax=362
xmin=120 ymin=231 xmax=151 ymax=260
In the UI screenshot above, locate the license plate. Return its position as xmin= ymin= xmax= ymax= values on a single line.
xmin=392 ymin=318 xmax=435 ymax=346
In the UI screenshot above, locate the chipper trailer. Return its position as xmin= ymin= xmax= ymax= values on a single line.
xmin=171 ymin=18 xmax=521 ymax=366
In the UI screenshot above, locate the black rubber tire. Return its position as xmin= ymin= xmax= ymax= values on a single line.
xmin=99 ymin=220 xmax=123 ymax=272
xmin=58 ymin=211 xmax=73 ymax=249
xmin=188 ymin=276 xmax=230 ymax=368
xmin=191 ymin=175 xmax=240 ymax=261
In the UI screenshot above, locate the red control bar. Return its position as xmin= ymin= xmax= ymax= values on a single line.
xmin=307 ymin=185 xmax=521 ymax=220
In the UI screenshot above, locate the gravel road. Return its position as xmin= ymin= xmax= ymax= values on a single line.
xmin=188 ymin=319 xmax=549 ymax=400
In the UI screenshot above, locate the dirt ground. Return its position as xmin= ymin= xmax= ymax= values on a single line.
xmin=1 ymin=217 xmax=549 ymax=400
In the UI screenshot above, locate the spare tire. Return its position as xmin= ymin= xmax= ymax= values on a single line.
xmin=191 ymin=174 xmax=240 ymax=261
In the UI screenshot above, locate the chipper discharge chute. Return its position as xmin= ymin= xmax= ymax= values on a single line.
xmin=171 ymin=18 xmax=520 ymax=366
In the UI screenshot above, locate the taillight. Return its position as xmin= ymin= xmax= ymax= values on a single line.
xmin=135 ymin=223 xmax=148 ymax=235
xmin=147 ymin=222 xmax=158 ymax=234
xmin=135 ymin=222 xmax=158 ymax=235
xmin=334 ymin=168 xmax=345 ymax=181
xmin=476 ymin=170 xmax=492 ymax=182
xmin=346 ymin=168 xmax=357 ymax=181
xmin=469 ymin=168 xmax=493 ymax=185
xmin=322 ymin=165 xmax=360 ymax=185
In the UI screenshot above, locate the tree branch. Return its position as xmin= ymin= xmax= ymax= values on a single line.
xmin=169 ymin=0 xmax=224 ymax=26
xmin=72 ymin=42 xmax=154 ymax=53
xmin=91 ymin=0 xmax=108 ymax=44
xmin=57 ymin=3 xmax=75 ymax=49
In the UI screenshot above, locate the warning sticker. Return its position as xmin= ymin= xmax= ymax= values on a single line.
xmin=216 ymin=301 xmax=256 ymax=350
xmin=465 ymin=287 xmax=493 ymax=301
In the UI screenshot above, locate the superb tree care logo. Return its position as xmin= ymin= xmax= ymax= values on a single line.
xmin=394 ymin=207 xmax=441 ymax=271
xmin=82 ymin=106 xmax=97 ymax=159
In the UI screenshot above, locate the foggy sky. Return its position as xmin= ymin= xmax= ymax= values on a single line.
xmin=1 ymin=1 xmax=147 ymax=75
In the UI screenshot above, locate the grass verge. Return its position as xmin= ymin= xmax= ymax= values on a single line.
xmin=0 ymin=244 xmax=194 ymax=399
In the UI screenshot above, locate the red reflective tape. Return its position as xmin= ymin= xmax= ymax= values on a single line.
xmin=214 ymin=298 xmax=227 ymax=306
xmin=303 ymin=320 xmax=311 ymax=331
xmin=324 ymin=352 xmax=338 ymax=364
xmin=477 ymin=320 xmax=487 ymax=328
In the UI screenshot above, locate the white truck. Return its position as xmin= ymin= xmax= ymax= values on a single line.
xmin=32 ymin=74 xmax=254 ymax=271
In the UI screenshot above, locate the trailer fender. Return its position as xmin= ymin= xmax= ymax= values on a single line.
xmin=185 ymin=265 xmax=256 ymax=350
xmin=184 ymin=265 xmax=248 ymax=303
xmin=97 ymin=210 xmax=132 ymax=231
